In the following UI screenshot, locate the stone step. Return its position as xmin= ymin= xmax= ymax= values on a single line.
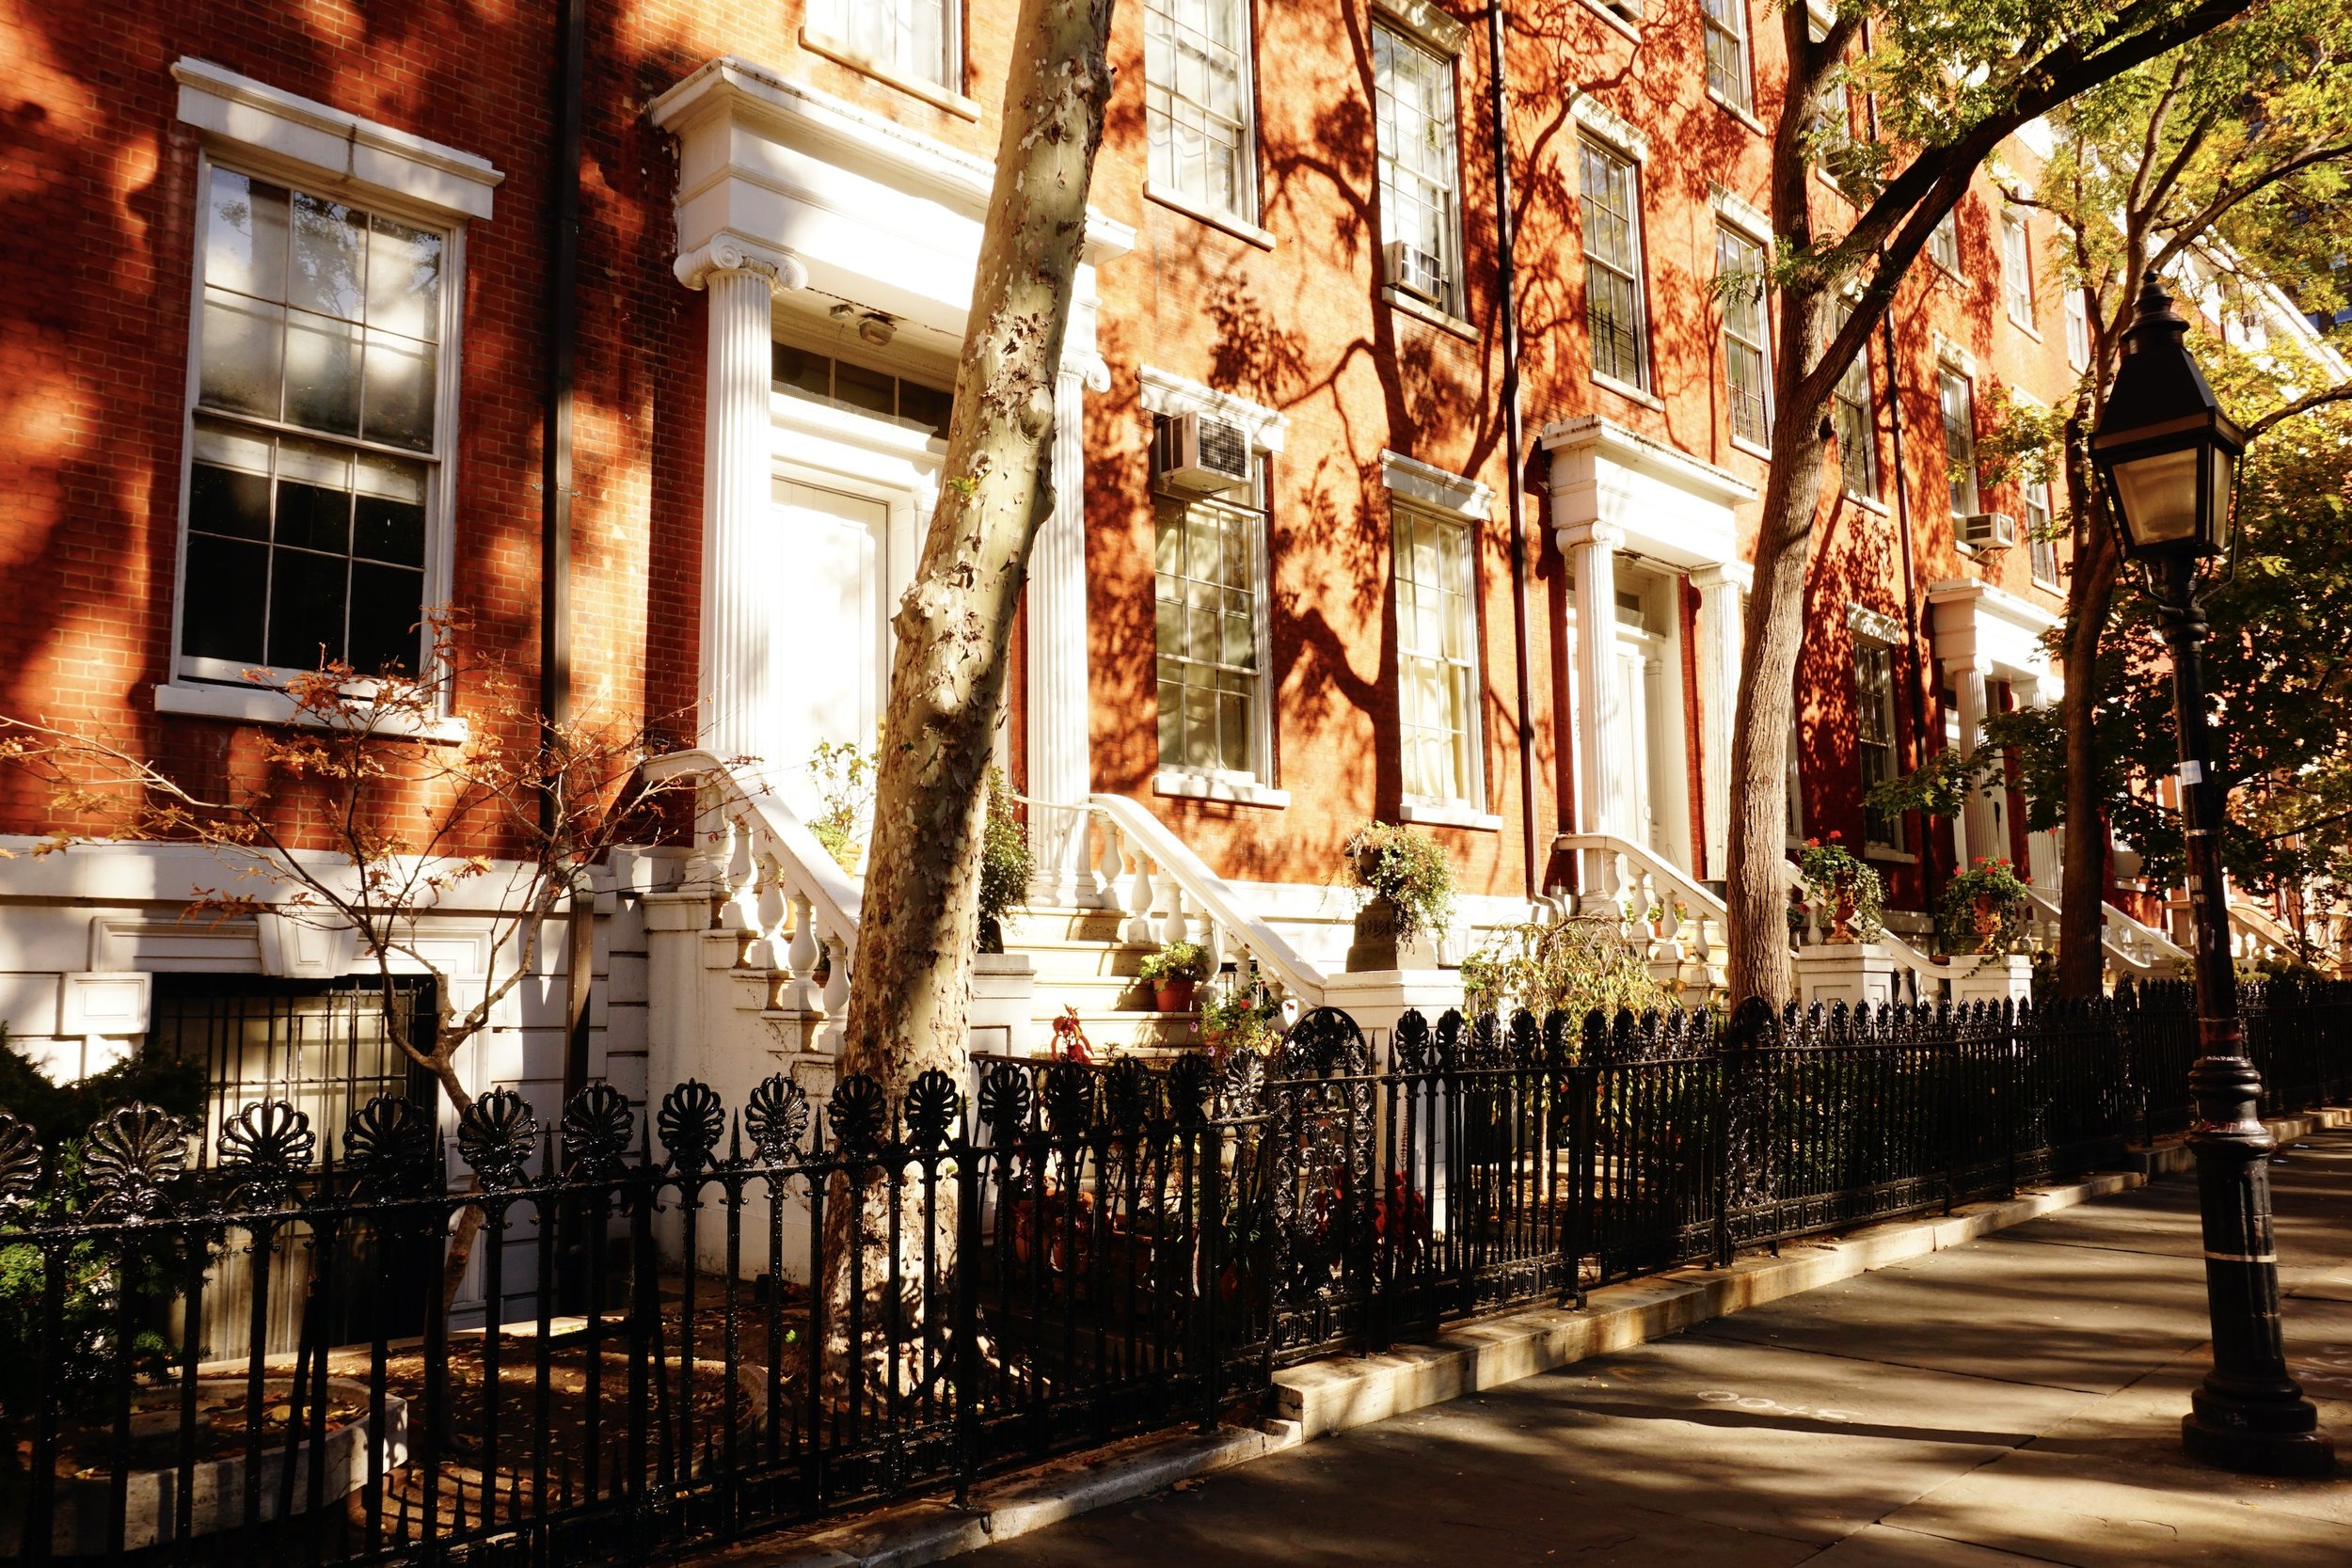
xmin=1021 ymin=1007 xmax=1205 ymax=1054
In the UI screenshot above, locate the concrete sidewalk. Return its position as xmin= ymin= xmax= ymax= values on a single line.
xmin=959 ymin=1129 xmax=2352 ymax=1567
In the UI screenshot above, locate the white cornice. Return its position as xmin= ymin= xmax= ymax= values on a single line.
xmin=1136 ymin=365 xmax=1288 ymax=452
xmin=649 ymin=55 xmax=1135 ymax=263
xmin=172 ymin=57 xmax=504 ymax=220
xmin=1539 ymin=416 xmax=1756 ymax=508
xmin=1380 ymin=450 xmax=1492 ymax=519
xmin=1926 ymin=576 xmax=2062 ymax=635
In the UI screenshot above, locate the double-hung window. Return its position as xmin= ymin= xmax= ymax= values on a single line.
xmin=1938 ymin=368 xmax=1980 ymax=517
xmin=2063 ymin=288 xmax=2091 ymax=372
xmin=1929 ymin=208 xmax=1961 ymax=273
xmin=1154 ymin=430 xmax=1269 ymax=780
xmin=1702 ymin=0 xmax=1755 ymax=115
xmin=2026 ymin=482 xmax=2060 ymax=586
xmin=1373 ymin=23 xmax=1463 ymax=315
xmin=810 ymin=0 xmax=958 ymax=91
xmin=2001 ymin=211 xmax=2036 ymax=330
xmin=1829 ymin=304 xmax=1879 ymax=500
xmin=1393 ymin=505 xmax=1483 ymax=807
xmin=1581 ymin=139 xmax=1650 ymax=391
xmin=1145 ymin=0 xmax=1257 ymax=222
xmin=181 ymin=165 xmax=448 ymax=681
xmin=1854 ymin=641 xmax=1904 ymax=851
xmin=1715 ymin=225 xmax=1771 ymax=446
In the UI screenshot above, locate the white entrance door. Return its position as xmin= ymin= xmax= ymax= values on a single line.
xmin=769 ymin=479 xmax=890 ymax=815
xmin=1607 ymin=570 xmax=1692 ymax=871
xmin=1613 ymin=637 xmax=1658 ymax=850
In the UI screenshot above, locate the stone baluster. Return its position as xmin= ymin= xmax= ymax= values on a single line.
xmin=786 ymin=893 xmax=819 ymax=985
xmin=746 ymin=849 xmax=787 ymax=969
xmin=1158 ymin=879 xmax=1187 ymax=947
xmin=717 ymin=815 xmax=755 ymax=932
xmin=1123 ymin=848 xmax=1158 ymax=946
xmin=818 ymin=933 xmax=853 ymax=1053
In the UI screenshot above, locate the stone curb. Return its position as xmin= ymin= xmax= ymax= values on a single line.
xmin=710 ymin=1105 xmax=2349 ymax=1568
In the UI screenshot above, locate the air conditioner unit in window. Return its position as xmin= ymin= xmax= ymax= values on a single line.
xmin=1155 ymin=411 xmax=1253 ymax=494
xmin=1385 ymin=240 xmax=1450 ymax=307
xmin=1960 ymin=512 xmax=2018 ymax=550
xmin=1608 ymin=0 xmax=1644 ymax=18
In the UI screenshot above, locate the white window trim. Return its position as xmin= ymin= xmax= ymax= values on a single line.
xmin=1709 ymin=185 xmax=1771 ymax=245
xmin=1374 ymin=0 xmax=1470 ymax=55
xmin=1149 ymin=393 xmax=1280 ymax=793
xmin=1570 ymin=93 xmax=1648 ymax=163
xmin=1715 ymin=221 xmax=1773 ymax=449
xmin=1371 ymin=18 xmax=1469 ymax=319
xmin=172 ymin=58 xmax=503 ymax=220
xmin=1578 ymin=135 xmax=1653 ymax=394
xmin=1384 ymin=458 xmax=1492 ymax=816
xmin=800 ymin=24 xmax=981 ymax=120
xmin=162 ymin=133 xmax=469 ymax=727
xmin=1142 ymin=0 xmax=1263 ymax=226
xmin=2001 ymin=209 xmax=2039 ymax=334
xmin=1137 ymin=365 xmax=1287 ymax=452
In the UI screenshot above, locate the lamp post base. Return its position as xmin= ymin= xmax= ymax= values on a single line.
xmin=2183 ymin=1399 xmax=2334 ymax=1478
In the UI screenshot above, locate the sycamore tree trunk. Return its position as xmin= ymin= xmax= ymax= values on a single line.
xmin=2056 ymin=434 xmax=2120 ymax=996
xmin=1725 ymin=406 xmax=1833 ymax=1009
xmin=822 ymin=0 xmax=1117 ymax=1398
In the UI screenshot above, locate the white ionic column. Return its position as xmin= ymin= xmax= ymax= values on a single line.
xmin=1947 ymin=657 xmax=2000 ymax=870
xmin=1026 ymin=357 xmax=1107 ymax=902
xmin=1690 ymin=562 xmax=1751 ymax=882
xmin=1564 ymin=522 xmax=1627 ymax=910
xmin=676 ymin=234 xmax=806 ymax=766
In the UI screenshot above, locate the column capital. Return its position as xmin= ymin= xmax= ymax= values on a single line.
xmin=1689 ymin=561 xmax=1754 ymax=594
xmin=1557 ymin=520 xmax=1627 ymax=554
xmin=675 ymin=230 xmax=808 ymax=293
xmin=1059 ymin=351 xmax=1111 ymax=394
xmin=1942 ymin=654 xmax=1994 ymax=680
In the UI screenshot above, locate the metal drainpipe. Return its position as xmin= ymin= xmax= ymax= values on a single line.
xmin=546 ymin=0 xmax=590 ymax=1122
xmin=1487 ymin=3 xmax=1542 ymax=901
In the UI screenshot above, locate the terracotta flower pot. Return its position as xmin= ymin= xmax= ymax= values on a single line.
xmin=1154 ymin=977 xmax=1198 ymax=1013
xmin=1828 ymin=885 xmax=1860 ymax=943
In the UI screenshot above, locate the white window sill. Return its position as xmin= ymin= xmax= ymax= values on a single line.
xmin=1143 ymin=182 xmax=1274 ymax=249
xmin=2008 ymin=313 xmax=2042 ymax=342
xmin=154 ymin=681 xmax=469 ymax=744
xmin=799 ymin=27 xmax=982 ymax=120
xmin=1382 ymin=284 xmax=1476 ymax=341
xmin=1592 ymin=371 xmax=1662 ymax=411
xmin=1400 ymin=799 xmax=1503 ymax=832
xmin=1730 ymin=434 xmax=1773 ymax=461
xmin=2030 ymin=574 xmax=2063 ymax=594
xmin=1576 ymin=0 xmax=1643 ymax=43
xmin=1707 ymin=89 xmax=1767 ymax=138
xmin=1153 ymin=769 xmax=1290 ymax=809
xmin=1864 ymin=845 xmax=1919 ymax=865
xmin=1843 ymin=490 xmax=1891 ymax=516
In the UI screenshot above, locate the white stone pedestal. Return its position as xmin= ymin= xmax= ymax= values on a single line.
xmin=970 ymin=952 xmax=1040 ymax=1055
xmin=1951 ymin=953 xmax=2034 ymax=1006
xmin=1320 ymin=970 xmax=1468 ymax=1056
xmin=1792 ymin=942 xmax=1899 ymax=1009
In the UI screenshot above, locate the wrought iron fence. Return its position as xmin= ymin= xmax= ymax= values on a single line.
xmin=2 ymin=979 xmax=2348 ymax=1565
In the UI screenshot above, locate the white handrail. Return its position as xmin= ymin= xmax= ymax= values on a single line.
xmin=1555 ymin=832 xmax=1727 ymax=926
xmin=1086 ymin=793 xmax=1328 ymax=1006
xmin=2022 ymin=886 xmax=2187 ymax=980
xmin=2227 ymin=897 xmax=2302 ymax=963
xmin=644 ymin=751 xmax=865 ymax=1037
xmin=1553 ymin=832 xmax=1730 ymax=1008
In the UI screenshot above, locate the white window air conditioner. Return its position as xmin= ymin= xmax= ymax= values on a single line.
xmin=1960 ymin=512 xmax=2017 ymax=550
xmin=1385 ymin=240 xmax=1450 ymax=308
xmin=1155 ymin=411 xmax=1253 ymax=494
xmin=1609 ymin=0 xmax=1645 ymax=19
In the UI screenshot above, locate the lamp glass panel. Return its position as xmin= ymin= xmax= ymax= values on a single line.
xmin=2207 ymin=445 xmax=2234 ymax=555
xmin=2110 ymin=446 xmax=2201 ymax=550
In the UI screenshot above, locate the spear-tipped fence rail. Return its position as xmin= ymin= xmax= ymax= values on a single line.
xmin=1 ymin=978 xmax=2346 ymax=1564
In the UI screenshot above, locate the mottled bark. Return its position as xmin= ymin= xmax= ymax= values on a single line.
xmin=822 ymin=0 xmax=1118 ymax=1393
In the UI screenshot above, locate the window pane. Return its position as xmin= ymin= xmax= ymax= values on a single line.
xmin=289 ymin=192 xmax=367 ymax=321
xmin=348 ymin=562 xmax=423 ymax=674
xmin=361 ymin=330 xmax=436 ymax=450
xmin=189 ymin=420 xmax=274 ymax=542
xmin=355 ymin=453 xmax=429 ymax=565
xmin=180 ymin=535 xmax=268 ymax=664
xmin=1146 ymin=0 xmax=1256 ymax=218
xmin=199 ymin=290 xmax=284 ymax=419
xmin=284 ymin=309 xmax=361 ymax=435
xmin=205 ymin=168 xmax=287 ymax=302
xmin=834 ymin=358 xmax=896 ymax=417
xmin=266 ymin=546 xmax=349 ymax=670
xmin=275 ymin=438 xmax=353 ymax=554
xmin=366 ymin=215 xmax=442 ymax=341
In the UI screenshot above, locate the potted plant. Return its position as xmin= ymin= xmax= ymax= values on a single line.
xmin=976 ymin=768 xmax=1034 ymax=953
xmin=1136 ymin=939 xmax=1212 ymax=1013
xmin=805 ymin=737 xmax=875 ymax=873
xmin=1941 ymin=857 xmax=2030 ymax=957
xmin=1794 ymin=832 xmax=1884 ymax=943
xmin=1341 ymin=820 xmax=1455 ymax=971
xmin=1202 ymin=976 xmax=1286 ymax=1059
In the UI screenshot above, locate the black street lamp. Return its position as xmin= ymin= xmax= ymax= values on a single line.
xmin=2090 ymin=271 xmax=2332 ymax=1477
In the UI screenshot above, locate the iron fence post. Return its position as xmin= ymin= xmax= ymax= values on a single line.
xmin=1198 ymin=1118 xmax=1223 ymax=1436
xmin=953 ymin=1137 xmax=983 ymax=1508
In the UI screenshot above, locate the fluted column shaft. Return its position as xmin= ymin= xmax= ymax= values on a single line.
xmin=1692 ymin=562 xmax=1751 ymax=881
xmin=1566 ymin=522 xmax=1627 ymax=910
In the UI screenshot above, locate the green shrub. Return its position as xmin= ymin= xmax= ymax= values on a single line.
xmin=1458 ymin=919 xmax=1676 ymax=1028
xmin=977 ymin=768 xmax=1032 ymax=952
xmin=1342 ymin=821 xmax=1455 ymax=945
